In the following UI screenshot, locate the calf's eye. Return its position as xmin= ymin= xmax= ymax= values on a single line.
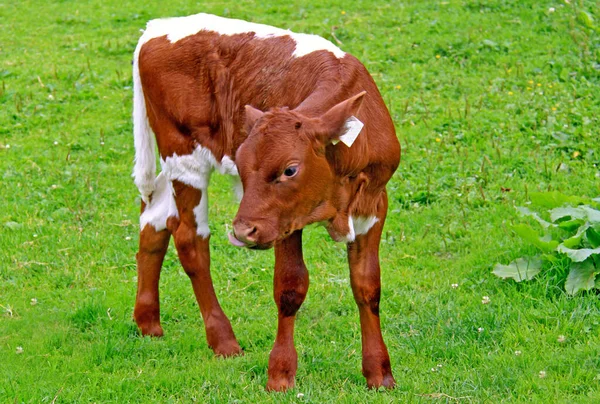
xmin=283 ymin=165 xmax=298 ymax=178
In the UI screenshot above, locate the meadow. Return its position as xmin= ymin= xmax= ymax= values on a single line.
xmin=1 ymin=0 xmax=599 ymax=402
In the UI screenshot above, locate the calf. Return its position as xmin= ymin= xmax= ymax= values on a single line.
xmin=132 ymin=13 xmax=400 ymax=391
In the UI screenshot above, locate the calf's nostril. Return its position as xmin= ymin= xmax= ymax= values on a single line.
xmin=233 ymin=220 xmax=259 ymax=243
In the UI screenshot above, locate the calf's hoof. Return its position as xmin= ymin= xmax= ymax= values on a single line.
xmin=366 ymin=372 xmax=396 ymax=390
xmin=211 ymin=339 xmax=243 ymax=357
xmin=205 ymin=316 xmax=242 ymax=357
xmin=266 ymin=374 xmax=295 ymax=392
xmin=136 ymin=320 xmax=164 ymax=337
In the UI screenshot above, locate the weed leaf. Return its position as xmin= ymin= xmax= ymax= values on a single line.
xmin=562 ymin=223 xmax=590 ymax=249
xmin=493 ymin=257 xmax=542 ymax=282
xmin=512 ymin=224 xmax=558 ymax=252
xmin=581 ymin=206 xmax=600 ymax=224
xmin=529 ymin=192 xmax=587 ymax=209
xmin=550 ymin=207 xmax=586 ymax=222
xmin=565 ymin=259 xmax=598 ymax=294
xmin=586 ymin=226 xmax=600 ymax=249
xmin=516 ymin=206 xmax=554 ymax=228
xmin=558 ymin=219 xmax=585 ymax=232
xmin=557 ymin=245 xmax=600 ymax=262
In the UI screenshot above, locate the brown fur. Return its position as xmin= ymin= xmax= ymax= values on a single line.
xmin=134 ymin=24 xmax=399 ymax=391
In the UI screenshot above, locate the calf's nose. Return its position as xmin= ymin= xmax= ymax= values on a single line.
xmin=232 ymin=220 xmax=258 ymax=245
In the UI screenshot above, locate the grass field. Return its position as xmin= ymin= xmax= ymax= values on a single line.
xmin=1 ymin=0 xmax=599 ymax=402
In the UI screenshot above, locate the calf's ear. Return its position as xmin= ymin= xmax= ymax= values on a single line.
xmin=316 ymin=91 xmax=366 ymax=144
xmin=245 ymin=105 xmax=265 ymax=134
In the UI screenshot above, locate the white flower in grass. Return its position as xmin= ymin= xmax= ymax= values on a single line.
xmin=557 ymin=335 xmax=566 ymax=343
xmin=5 ymin=144 xmax=10 ymax=149
xmin=539 ymin=370 xmax=547 ymax=378
xmin=514 ymin=350 xmax=522 ymax=356
xmin=53 ymin=141 xmax=59 ymax=145
xmin=125 ymin=236 xmax=132 ymax=241
xmin=481 ymin=296 xmax=491 ymax=304
xmin=16 ymin=346 xmax=23 ymax=354
xmin=477 ymin=327 xmax=484 ymax=333
xmin=30 ymin=298 xmax=38 ymax=306
xmin=549 ymin=7 xmax=555 ymax=12
xmin=451 ymin=283 xmax=459 ymax=289
xmin=296 ymin=393 xmax=304 ymax=398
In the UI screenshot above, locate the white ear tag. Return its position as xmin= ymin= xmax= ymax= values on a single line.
xmin=332 ymin=116 xmax=364 ymax=147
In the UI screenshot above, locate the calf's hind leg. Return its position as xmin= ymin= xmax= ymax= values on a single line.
xmin=172 ymin=180 xmax=242 ymax=357
xmin=347 ymin=192 xmax=395 ymax=389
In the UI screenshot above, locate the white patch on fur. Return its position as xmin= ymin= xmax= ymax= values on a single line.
xmin=153 ymin=146 xmax=240 ymax=236
xmin=352 ymin=216 xmax=379 ymax=236
xmin=218 ymin=155 xmax=239 ymax=176
xmin=161 ymin=146 xmax=215 ymax=190
xmin=139 ymin=13 xmax=345 ymax=59
xmin=140 ymin=173 xmax=179 ymax=231
xmin=291 ymin=32 xmax=345 ymax=58
xmin=341 ymin=216 xmax=357 ymax=243
xmin=231 ymin=176 xmax=244 ymax=201
xmin=342 ymin=215 xmax=380 ymax=243
xmin=194 ymin=188 xmax=210 ymax=238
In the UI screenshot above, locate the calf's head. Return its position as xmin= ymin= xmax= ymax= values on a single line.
xmin=229 ymin=92 xmax=365 ymax=249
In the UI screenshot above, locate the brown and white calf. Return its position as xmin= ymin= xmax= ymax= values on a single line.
xmin=132 ymin=13 xmax=400 ymax=391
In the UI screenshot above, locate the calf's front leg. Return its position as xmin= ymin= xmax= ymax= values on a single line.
xmin=266 ymin=230 xmax=308 ymax=391
xmin=172 ymin=181 xmax=242 ymax=357
xmin=347 ymin=194 xmax=395 ymax=389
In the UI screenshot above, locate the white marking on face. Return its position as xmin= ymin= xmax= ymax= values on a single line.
xmin=140 ymin=173 xmax=179 ymax=231
xmin=139 ymin=13 xmax=345 ymax=59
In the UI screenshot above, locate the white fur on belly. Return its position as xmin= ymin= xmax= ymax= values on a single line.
xmin=139 ymin=13 xmax=345 ymax=59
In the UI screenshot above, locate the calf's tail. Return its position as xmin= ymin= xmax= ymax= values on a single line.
xmin=132 ymin=40 xmax=156 ymax=204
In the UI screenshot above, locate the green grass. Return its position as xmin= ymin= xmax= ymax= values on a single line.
xmin=1 ymin=0 xmax=599 ymax=402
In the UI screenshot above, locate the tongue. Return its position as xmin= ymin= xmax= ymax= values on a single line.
xmin=228 ymin=232 xmax=247 ymax=248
